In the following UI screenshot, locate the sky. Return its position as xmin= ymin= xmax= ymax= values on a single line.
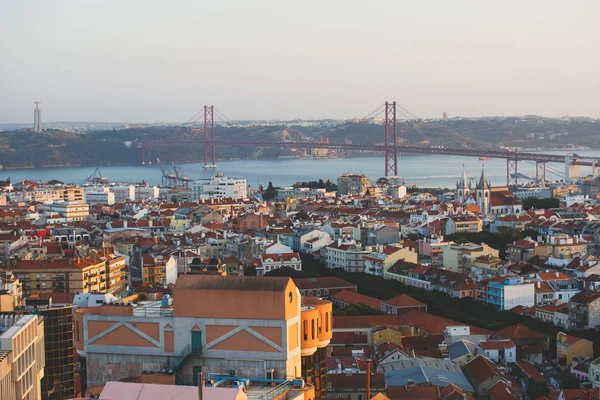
xmin=1 ymin=0 xmax=599 ymax=123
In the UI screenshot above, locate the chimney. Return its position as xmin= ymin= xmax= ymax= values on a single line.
xmin=366 ymin=359 xmax=371 ymax=400
xmin=556 ymin=271 xmax=559 ymax=278
xmin=537 ymin=281 xmax=541 ymax=288
xmin=197 ymin=372 xmax=203 ymax=400
xmin=406 ymin=378 xmax=414 ymax=391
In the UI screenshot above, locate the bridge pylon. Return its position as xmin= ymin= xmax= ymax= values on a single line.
xmin=384 ymin=101 xmax=398 ymax=176
xmin=204 ymin=105 xmax=216 ymax=166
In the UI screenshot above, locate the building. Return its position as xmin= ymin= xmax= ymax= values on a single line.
xmin=39 ymin=305 xmax=75 ymax=400
xmin=445 ymin=216 xmax=482 ymax=235
xmin=477 ymin=340 xmax=517 ymax=365
xmin=365 ymin=245 xmax=418 ymax=277
xmin=44 ymin=200 xmax=90 ymax=222
xmin=73 ymin=275 xmax=332 ymax=399
xmin=256 ymin=252 xmax=302 ymax=276
xmin=320 ymin=241 xmax=369 ymax=272
xmin=556 ymin=332 xmax=593 ymax=367
xmin=9 ymin=249 xmax=128 ymax=297
xmin=0 ymin=314 xmax=45 ymax=400
xmin=442 ymin=242 xmax=499 ymax=273
xmin=110 ymin=185 xmax=136 ymax=202
xmin=506 ymin=239 xmax=537 ymax=263
xmin=590 ymin=357 xmax=600 ymax=388
xmin=191 ymin=175 xmax=247 ymax=201
xmin=381 ymin=294 xmax=427 ymax=316
xmin=485 ymin=277 xmax=535 ymax=311
xmin=292 ymin=277 xmax=357 ymax=297
xmin=569 ymin=291 xmax=600 ymax=330
xmin=141 ymin=254 xmax=178 ymax=286
xmin=337 ymin=173 xmax=371 ymax=196
xmin=85 ymin=190 xmax=115 ymax=205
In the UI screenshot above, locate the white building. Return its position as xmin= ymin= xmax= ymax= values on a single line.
xmin=135 ymin=185 xmax=160 ymax=201
xmin=257 ymin=252 xmax=302 ymax=276
xmin=477 ymin=340 xmax=517 ymax=365
xmin=110 ymin=185 xmax=136 ymax=202
xmin=86 ymin=190 xmax=115 ymax=205
xmin=44 ymin=200 xmax=89 ymax=222
xmin=320 ymin=241 xmax=370 ymax=272
xmin=191 ymin=175 xmax=247 ymax=201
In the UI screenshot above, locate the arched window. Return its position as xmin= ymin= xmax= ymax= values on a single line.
xmin=303 ymin=320 xmax=308 ymax=340
xmin=325 ymin=312 xmax=329 ymax=332
xmin=311 ymin=319 xmax=315 ymax=340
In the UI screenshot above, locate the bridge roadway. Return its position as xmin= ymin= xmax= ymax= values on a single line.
xmin=143 ymin=139 xmax=576 ymax=164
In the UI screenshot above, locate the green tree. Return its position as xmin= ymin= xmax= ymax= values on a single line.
xmin=263 ymin=181 xmax=278 ymax=200
xmin=526 ymin=382 xmax=549 ymax=399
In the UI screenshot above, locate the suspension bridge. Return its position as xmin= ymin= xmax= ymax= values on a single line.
xmin=140 ymin=102 xmax=600 ymax=186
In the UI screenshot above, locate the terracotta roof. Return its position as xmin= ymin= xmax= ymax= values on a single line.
xmin=332 ymin=315 xmax=404 ymax=329
xmin=386 ymin=385 xmax=441 ymax=400
xmin=479 ymin=340 xmax=515 ymax=350
xmin=327 ymin=373 xmax=385 ymax=391
xmin=175 ymin=275 xmax=290 ymax=292
xmin=330 ymin=289 xmax=382 ymax=310
xmin=516 ymin=361 xmax=545 ymax=383
xmin=570 ymin=291 xmax=600 ymax=304
xmin=463 ymin=355 xmax=500 ymax=388
xmin=496 ymin=323 xmax=547 ymax=340
xmin=560 ymin=388 xmax=600 ymax=400
xmin=293 ymin=277 xmax=356 ymax=290
xmin=384 ymin=294 xmax=426 ymax=308
xmin=487 ymin=380 xmax=519 ymax=400
xmin=537 ymin=272 xmax=571 ymax=281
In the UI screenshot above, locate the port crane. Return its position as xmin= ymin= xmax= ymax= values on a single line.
xmin=84 ymin=168 xmax=109 ymax=184
xmin=157 ymin=158 xmax=191 ymax=187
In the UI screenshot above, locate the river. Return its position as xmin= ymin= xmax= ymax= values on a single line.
xmin=1 ymin=151 xmax=599 ymax=189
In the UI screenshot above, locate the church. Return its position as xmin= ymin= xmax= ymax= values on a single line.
xmin=457 ymin=166 xmax=522 ymax=216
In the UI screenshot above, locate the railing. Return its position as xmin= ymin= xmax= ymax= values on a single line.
xmin=171 ymin=345 xmax=192 ymax=371
xmin=259 ymin=381 xmax=291 ymax=400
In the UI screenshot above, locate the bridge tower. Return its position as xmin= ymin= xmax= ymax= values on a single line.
xmin=204 ymin=105 xmax=215 ymax=166
xmin=384 ymin=101 xmax=398 ymax=176
xmin=536 ymin=161 xmax=546 ymax=188
xmin=506 ymin=152 xmax=518 ymax=186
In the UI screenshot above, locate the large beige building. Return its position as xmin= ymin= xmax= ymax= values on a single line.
xmin=442 ymin=242 xmax=499 ymax=273
xmin=13 ymin=185 xmax=84 ymax=203
xmin=74 ymin=275 xmax=332 ymax=399
xmin=9 ymin=249 xmax=127 ymax=297
xmin=44 ymin=200 xmax=89 ymax=222
xmin=0 ymin=314 xmax=45 ymax=400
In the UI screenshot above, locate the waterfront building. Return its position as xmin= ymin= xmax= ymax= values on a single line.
xmin=85 ymin=189 xmax=115 ymax=205
xmin=0 ymin=314 xmax=45 ymax=400
xmin=191 ymin=175 xmax=247 ymax=201
xmin=110 ymin=184 xmax=136 ymax=202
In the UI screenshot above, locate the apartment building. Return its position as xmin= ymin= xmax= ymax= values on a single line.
xmin=256 ymin=252 xmax=302 ymax=276
xmin=485 ymin=277 xmax=535 ymax=311
xmin=445 ymin=216 xmax=482 ymax=235
xmin=191 ymin=175 xmax=247 ymax=200
xmin=12 ymin=185 xmax=84 ymax=203
xmin=336 ymin=173 xmax=370 ymax=196
xmin=141 ymin=254 xmax=178 ymax=286
xmin=442 ymin=242 xmax=499 ymax=273
xmin=569 ymin=291 xmax=600 ymax=330
xmin=10 ymin=249 xmax=127 ymax=297
xmin=0 ymin=314 xmax=45 ymax=400
xmin=364 ymin=245 xmax=417 ymax=277
xmin=320 ymin=241 xmax=369 ymax=272
xmin=44 ymin=200 xmax=90 ymax=222
xmin=74 ymin=275 xmax=332 ymax=399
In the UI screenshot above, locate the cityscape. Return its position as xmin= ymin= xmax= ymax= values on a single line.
xmin=2 ymin=2 xmax=600 ymax=400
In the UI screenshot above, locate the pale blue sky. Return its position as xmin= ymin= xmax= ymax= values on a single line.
xmin=1 ymin=0 xmax=598 ymax=122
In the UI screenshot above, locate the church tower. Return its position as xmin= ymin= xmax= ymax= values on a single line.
xmin=476 ymin=168 xmax=491 ymax=215
xmin=456 ymin=165 xmax=470 ymax=203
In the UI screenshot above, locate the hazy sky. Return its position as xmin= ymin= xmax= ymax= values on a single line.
xmin=1 ymin=1 xmax=599 ymax=123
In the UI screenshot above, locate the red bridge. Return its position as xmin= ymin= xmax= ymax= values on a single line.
xmin=141 ymin=102 xmax=598 ymax=186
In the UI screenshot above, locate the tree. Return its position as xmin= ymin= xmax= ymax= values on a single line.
xmin=526 ymin=382 xmax=549 ymax=399
xmin=377 ymin=177 xmax=389 ymax=186
xmin=263 ymin=181 xmax=278 ymax=200
xmin=243 ymin=265 xmax=257 ymax=276
xmin=561 ymin=372 xmax=580 ymax=389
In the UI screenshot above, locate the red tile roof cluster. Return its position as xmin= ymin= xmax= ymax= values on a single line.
xmin=330 ymin=290 xmax=383 ymax=310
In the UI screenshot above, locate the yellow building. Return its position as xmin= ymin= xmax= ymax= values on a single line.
xmin=442 ymin=242 xmax=499 ymax=273
xmin=556 ymin=332 xmax=594 ymax=366
xmin=373 ymin=326 xmax=404 ymax=346
xmin=0 ymin=314 xmax=45 ymax=400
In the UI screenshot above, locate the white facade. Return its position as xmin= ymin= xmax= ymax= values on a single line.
xmin=135 ymin=186 xmax=160 ymax=201
xmin=44 ymin=200 xmax=89 ymax=222
xmin=258 ymin=253 xmax=302 ymax=276
xmin=110 ymin=185 xmax=136 ymax=202
xmin=191 ymin=175 xmax=247 ymax=201
xmin=320 ymin=242 xmax=369 ymax=272
xmin=86 ymin=191 xmax=115 ymax=205
xmin=299 ymin=230 xmax=333 ymax=254
xmin=502 ymin=283 xmax=535 ymax=311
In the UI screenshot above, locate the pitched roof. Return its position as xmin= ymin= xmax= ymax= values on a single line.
xmin=384 ymin=294 xmax=426 ymax=308
xmin=386 ymin=385 xmax=440 ymax=400
xmin=175 ymin=275 xmax=289 ymax=292
xmin=496 ymin=323 xmax=547 ymax=340
xmin=330 ymin=289 xmax=382 ymax=310
xmin=487 ymin=380 xmax=519 ymax=400
xmin=293 ymin=276 xmax=356 ymax=290
xmin=463 ymin=355 xmax=500 ymax=388
xmin=479 ymin=340 xmax=515 ymax=350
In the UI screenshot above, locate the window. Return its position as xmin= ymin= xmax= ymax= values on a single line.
xmin=325 ymin=312 xmax=329 ymax=332
xmin=311 ymin=319 xmax=315 ymax=340
xmin=289 ymin=291 xmax=293 ymax=303
xmin=303 ymin=320 xmax=308 ymax=340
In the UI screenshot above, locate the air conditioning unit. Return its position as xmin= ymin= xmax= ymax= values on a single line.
xmin=229 ymin=369 xmax=236 ymax=377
